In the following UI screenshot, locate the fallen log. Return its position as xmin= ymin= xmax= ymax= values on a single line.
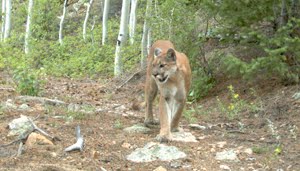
xmin=16 ymin=96 xmax=66 ymax=106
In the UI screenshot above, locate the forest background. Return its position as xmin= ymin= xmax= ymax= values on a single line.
xmin=0 ymin=0 xmax=299 ymax=100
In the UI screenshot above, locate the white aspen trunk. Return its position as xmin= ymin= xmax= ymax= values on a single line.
xmin=83 ymin=0 xmax=93 ymax=41
xmin=169 ymin=8 xmax=174 ymax=40
xmin=102 ymin=0 xmax=110 ymax=45
xmin=140 ymin=0 xmax=152 ymax=67
xmin=114 ymin=0 xmax=130 ymax=76
xmin=90 ymin=17 xmax=95 ymax=46
xmin=24 ymin=0 xmax=33 ymax=54
xmin=129 ymin=0 xmax=138 ymax=45
xmin=3 ymin=0 xmax=11 ymax=40
xmin=141 ymin=25 xmax=148 ymax=67
xmin=1 ymin=0 xmax=6 ymax=41
xmin=59 ymin=0 xmax=68 ymax=45
xmin=147 ymin=28 xmax=151 ymax=54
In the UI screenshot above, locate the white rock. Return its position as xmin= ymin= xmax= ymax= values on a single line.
xmin=123 ymin=124 xmax=151 ymax=134
xmin=172 ymin=131 xmax=198 ymax=143
xmin=244 ymin=148 xmax=253 ymax=155
xmin=220 ymin=164 xmax=231 ymax=170
xmin=189 ymin=124 xmax=206 ymax=130
xmin=3 ymin=99 xmax=17 ymax=109
xmin=126 ymin=142 xmax=186 ymax=162
xmin=153 ymin=166 xmax=167 ymax=171
xmin=216 ymin=141 xmax=227 ymax=148
xmin=51 ymin=152 xmax=57 ymax=158
xmin=215 ymin=150 xmax=239 ymax=161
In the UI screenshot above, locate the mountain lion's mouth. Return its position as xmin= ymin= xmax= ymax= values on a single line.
xmin=158 ymin=75 xmax=168 ymax=83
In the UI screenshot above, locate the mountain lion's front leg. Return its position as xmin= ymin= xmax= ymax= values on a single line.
xmin=145 ymin=75 xmax=158 ymax=126
xmin=156 ymin=96 xmax=172 ymax=142
xmin=171 ymin=99 xmax=185 ymax=132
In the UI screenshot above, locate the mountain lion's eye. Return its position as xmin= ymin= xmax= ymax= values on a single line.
xmin=159 ymin=64 xmax=165 ymax=68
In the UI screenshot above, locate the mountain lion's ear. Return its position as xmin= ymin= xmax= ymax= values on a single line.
xmin=154 ymin=48 xmax=162 ymax=58
xmin=167 ymin=48 xmax=176 ymax=61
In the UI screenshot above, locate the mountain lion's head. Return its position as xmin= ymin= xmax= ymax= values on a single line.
xmin=151 ymin=48 xmax=177 ymax=84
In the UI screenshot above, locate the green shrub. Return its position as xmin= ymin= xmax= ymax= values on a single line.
xmin=183 ymin=107 xmax=198 ymax=124
xmin=222 ymin=52 xmax=298 ymax=83
xmin=66 ymin=111 xmax=86 ymax=120
xmin=189 ymin=68 xmax=215 ymax=102
xmin=114 ymin=119 xmax=123 ymax=129
xmin=13 ymin=68 xmax=44 ymax=96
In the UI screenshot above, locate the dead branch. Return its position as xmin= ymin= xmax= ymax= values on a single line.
xmin=100 ymin=167 xmax=108 ymax=171
xmin=17 ymin=96 xmax=66 ymax=106
xmin=116 ymin=69 xmax=144 ymax=90
xmin=28 ymin=118 xmax=55 ymax=140
xmin=227 ymin=130 xmax=246 ymax=134
xmin=65 ymin=126 xmax=84 ymax=152
xmin=0 ymin=87 xmax=15 ymax=92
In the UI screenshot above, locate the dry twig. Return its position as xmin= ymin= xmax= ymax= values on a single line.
xmin=116 ymin=69 xmax=144 ymax=90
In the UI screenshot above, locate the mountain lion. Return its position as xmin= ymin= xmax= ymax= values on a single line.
xmin=144 ymin=40 xmax=191 ymax=142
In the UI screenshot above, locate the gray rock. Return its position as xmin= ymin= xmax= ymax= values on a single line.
xmin=215 ymin=149 xmax=239 ymax=161
xmin=292 ymin=92 xmax=300 ymax=100
xmin=18 ymin=104 xmax=30 ymax=111
xmin=126 ymin=142 xmax=186 ymax=162
xmin=8 ymin=115 xmax=34 ymax=137
xmin=123 ymin=124 xmax=151 ymax=134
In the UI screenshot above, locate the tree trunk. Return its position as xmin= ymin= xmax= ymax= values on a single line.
xmin=147 ymin=28 xmax=151 ymax=54
xmin=1 ymin=0 xmax=6 ymax=41
xmin=83 ymin=0 xmax=94 ymax=41
xmin=291 ymin=0 xmax=300 ymax=37
xmin=291 ymin=0 xmax=300 ymax=18
xmin=59 ymin=0 xmax=68 ymax=45
xmin=114 ymin=0 xmax=130 ymax=76
xmin=129 ymin=0 xmax=138 ymax=45
xmin=4 ymin=0 xmax=11 ymax=40
xmin=24 ymin=0 xmax=33 ymax=54
xmin=102 ymin=0 xmax=110 ymax=45
xmin=279 ymin=0 xmax=288 ymax=27
xmin=90 ymin=17 xmax=96 ymax=46
xmin=168 ymin=8 xmax=174 ymax=39
xmin=140 ymin=0 xmax=152 ymax=68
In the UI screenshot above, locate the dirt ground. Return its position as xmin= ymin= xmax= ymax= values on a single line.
xmin=0 ymin=70 xmax=299 ymax=171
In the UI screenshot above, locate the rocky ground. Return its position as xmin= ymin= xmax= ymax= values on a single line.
xmin=0 ymin=71 xmax=299 ymax=171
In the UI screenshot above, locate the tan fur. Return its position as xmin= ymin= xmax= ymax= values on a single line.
xmin=145 ymin=40 xmax=191 ymax=142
